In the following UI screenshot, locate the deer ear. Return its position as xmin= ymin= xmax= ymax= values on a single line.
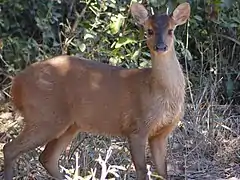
xmin=171 ymin=2 xmax=190 ymax=26
xmin=131 ymin=3 xmax=149 ymax=25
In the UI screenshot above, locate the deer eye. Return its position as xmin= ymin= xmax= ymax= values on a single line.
xmin=168 ymin=29 xmax=173 ymax=35
xmin=147 ymin=29 xmax=154 ymax=36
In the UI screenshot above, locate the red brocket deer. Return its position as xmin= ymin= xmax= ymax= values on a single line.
xmin=3 ymin=2 xmax=190 ymax=180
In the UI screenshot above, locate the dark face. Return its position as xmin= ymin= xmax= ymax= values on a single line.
xmin=131 ymin=2 xmax=190 ymax=55
xmin=144 ymin=14 xmax=175 ymax=54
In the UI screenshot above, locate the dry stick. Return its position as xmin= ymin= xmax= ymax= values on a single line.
xmin=71 ymin=1 xmax=89 ymax=35
xmin=210 ymin=30 xmax=224 ymax=138
xmin=0 ymin=68 xmax=13 ymax=99
xmin=196 ymin=82 xmax=209 ymax=112
xmin=0 ymin=70 xmax=13 ymax=80
xmin=67 ymin=0 xmax=76 ymax=20
xmin=67 ymin=133 xmax=87 ymax=161
xmin=122 ymin=0 xmax=135 ymax=34
xmin=184 ymin=20 xmax=195 ymax=110
xmin=58 ymin=22 xmax=64 ymax=54
xmin=230 ymin=43 xmax=236 ymax=64
xmin=1 ymin=76 xmax=10 ymax=86
xmin=0 ymin=55 xmax=11 ymax=71
xmin=195 ymin=39 xmax=209 ymax=96
xmin=59 ymin=1 xmax=89 ymax=54
xmin=73 ymin=151 xmax=79 ymax=180
xmin=222 ymin=102 xmax=232 ymax=116
xmin=195 ymin=83 xmax=209 ymax=139
xmin=2 ymin=85 xmax=11 ymax=99
xmin=214 ymin=120 xmax=239 ymax=136
xmin=184 ymin=19 xmax=191 ymax=180
xmin=213 ymin=33 xmax=240 ymax=46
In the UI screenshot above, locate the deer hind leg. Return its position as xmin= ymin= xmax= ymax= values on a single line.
xmin=3 ymin=120 xmax=68 ymax=180
xmin=148 ymin=124 xmax=176 ymax=179
xmin=128 ymin=132 xmax=148 ymax=180
xmin=39 ymin=124 xmax=79 ymax=179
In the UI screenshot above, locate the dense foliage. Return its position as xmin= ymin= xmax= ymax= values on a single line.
xmin=0 ymin=0 xmax=239 ymax=104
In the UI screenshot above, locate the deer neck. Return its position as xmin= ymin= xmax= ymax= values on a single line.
xmin=150 ymin=47 xmax=185 ymax=99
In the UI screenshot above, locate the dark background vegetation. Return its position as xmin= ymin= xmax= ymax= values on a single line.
xmin=0 ymin=0 xmax=239 ymax=179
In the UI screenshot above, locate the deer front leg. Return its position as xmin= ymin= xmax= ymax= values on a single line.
xmin=128 ymin=133 xmax=148 ymax=180
xmin=149 ymin=135 xmax=167 ymax=179
xmin=148 ymin=124 xmax=176 ymax=180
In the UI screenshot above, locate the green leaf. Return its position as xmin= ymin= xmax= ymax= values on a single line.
xmin=115 ymin=37 xmax=136 ymax=48
xmin=229 ymin=23 xmax=238 ymax=27
xmin=79 ymin=43 xmax=86 ymax=52
xmin=140 ymin=60 xmax=149 ymax=67
xmin=109 ymin=14 xmax=124 ymax=35
xmin=84 ymin=33 xmax=95 ymax=40
xmin=232 ymin=17 xmax=240 ymax=23
xmin=194 ymin=15 xmax=203 ymax=21
xmin=131 ymin=49 xmax=141 ymax=61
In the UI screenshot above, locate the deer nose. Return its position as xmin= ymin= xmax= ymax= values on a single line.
xmin=155 ymin=43 xmax=168 ymax=52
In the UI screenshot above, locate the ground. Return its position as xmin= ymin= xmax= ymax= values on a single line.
xmin=0 ymin=102 xmax=239 ymax=180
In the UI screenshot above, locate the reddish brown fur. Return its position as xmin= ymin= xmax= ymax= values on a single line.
xmin=3 ymin=2 xmax=190 ymax=180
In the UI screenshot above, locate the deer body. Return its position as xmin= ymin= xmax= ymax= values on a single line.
xmin=12 ymin=53 xmax=184 ymax=135
xmin=3 ymin=2 xmax=190 ymax=180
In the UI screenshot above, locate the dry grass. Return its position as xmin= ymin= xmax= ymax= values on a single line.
xmin=0 ymin=100 xmax=239 ymax=180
